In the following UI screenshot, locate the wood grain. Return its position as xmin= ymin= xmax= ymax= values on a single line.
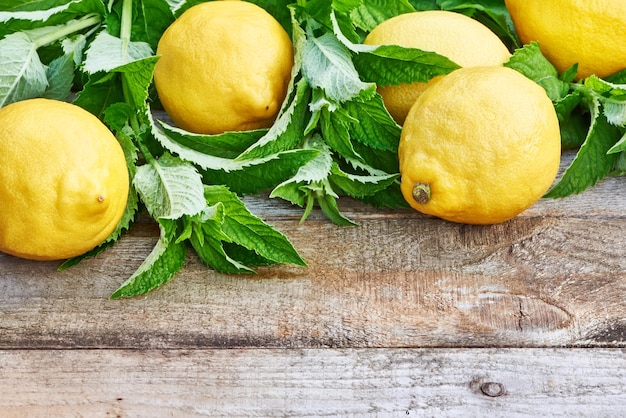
xmin=0 ymin=348 xmax=624 ymax=417
xmin=1 ymin=155 xmax=624 ymax=349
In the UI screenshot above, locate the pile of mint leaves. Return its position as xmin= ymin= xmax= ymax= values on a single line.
xmin=1 ymin=0 xmax=624 ymax=298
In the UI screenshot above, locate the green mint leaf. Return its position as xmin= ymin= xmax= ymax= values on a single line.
xmin=349 ymin=139 xmax=399 ymax=174
xmin=110 ymin=218 xmax=186 ymax=298
xmin=505 ymin=42 xmax=569 ymax=101
xmin=357 ymin=180 xmax=409 ymax=209
xmin=409 ymin=0 xmax=439 ymax=10
xmin=343 ymin=93 xmax=401 ymax=152
xmin=559 ymin=108 xmax=590 ymax=150
xmin=603 ymin=101 xmax=626 ymax=128
xmin=271 ymin=136 xmax=334 ymax=206
xmin=105 ymin=0 xmax=174 ymax=50
xmin=353 ymin=43 xmax=460 ymax=87
xmin=103 ymin=103 xmax=134 ymax=131
xmin=317 ymin=192 xmax=358 ymax=226
xmin=199 ymin=149 xmax=321 ymax=195
xmin=0 ymin=32 xmax=48 ymax=107
xmin=545 ymin=98 xmax=622 ymax=198
xmin=185 ymin=204 xmax=256 ymax=274
xmin=42 ymin=51 xmax=74 ymax=100
xmin=153 ymin=116 xmax=267 ymax=159
xmin=329 ymin=162 xmax=399 ymax=198
xmin=204 ymin=185 xmax=307 ymax=267
xmin=320 ymin=105 xmax=362 ymax=161
xmin=82 ymin=30 xmax=153 ymax=74
xmin=553 ymin=91 xmax=583 ymax=122
xmin=0 ymin=0 xmax=105 ymax=39
xmin=169 ymin=0 xmax=203 ymax=17
xmin=608 ymin=132 xmax=626 ymax=154
xmin=149 ymin=109 xmax=320 ymax=194
xmin=133 ymin=152 xmax=207 ymax=219
xmin=329 ymin=11 xmax=459 ymax=86
xmin=350 ymin=0 xmax=416 ymax=32
xmin=73 ymin=71 xmax=125 ymax=118
xmin=301 ymin=32 xmax=375 ymax=103
xmin=236 ymin=78 xmax=311 ymax=160
xmin=112 ymin=56 xmax=159 ymax=110
xmin=584 ymin=75 xmax=626 ymax=127
xmin=606 ymin=69 xmax=626 ymax=84
xmin=438 ymin=0 xmax=519 ymax=49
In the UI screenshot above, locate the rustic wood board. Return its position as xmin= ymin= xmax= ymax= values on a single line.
xmin=0 ymin=153 xmax=624 ymax=415
xmin=0 ymin=348 xmax=624 ymax=417
xmin=0 ymin=155 xmax=625 ymax=349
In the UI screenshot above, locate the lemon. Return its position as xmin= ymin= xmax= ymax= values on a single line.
xmin=505 ymin=0 xmax=626 ymax=79
xmin=398 ymin=66 xmax=561 ymax=225
xmin=0 ymin=98 xmax=129 ymax=261
xmin=363 ymin=10 xmax=511 ymax=125
xmin=153 ymin=1 xmax=294 ymax=135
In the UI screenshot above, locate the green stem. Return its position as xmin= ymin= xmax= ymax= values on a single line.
xmin=31 ymin=13 xmax=102 ymax=48
xmin=120 ymin=0 xmax=133 ymax=58
xmin=118 ymin=0 xmax=155 ymax=165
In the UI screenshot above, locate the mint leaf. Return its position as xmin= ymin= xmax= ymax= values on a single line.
xmin=355 ymin=44 xmax=460 ymax=87
xmin=320 ymin=105 xmax=362 ymax=161
xmin=329 ymin=11 xmax=459 ymax=87
xmin=438 ymin=0 xmax=519 ymax=49
xmin=350 ymin=0 xmax=415 ymax=31
xmin=82 ymin=30 xmax=152 ymax=74
xmin=153 ymin=117 xmax=267 ymax=159
xmin=110 ymin=218 xmax=186 ymax=299
xmin=0 ymin=32 xmax=48 ymax=106
xmin=301 ymin=32 xmax=375 ymax=103
xmin=42 ymin=51 xmax=74 ymax=100
xmin=185 ymin=204 xmax=257 ymax=274
xmin=112 ymin=56 xmax=159 ymax=110
xmin=271 ymin=136 xmax=334 ymax=206
xmin=236 ymin=78 xmax=311 ymax=160
xmin=329 ymin=162 xmax=399 ymax=198
xmin=584 ymin=76 xmax=626 ymax=127
xmin=343 ymin=93 xmax=400 ymax=152
xmin=317 ymin=191 xmax=357 ymax=226
xmin=204 ymin=185 xmax=307 ymax=267
xmin=149 ymin=108 xmax=320 ymax=194
xmin=73 ymin=71 xmax=125 ymax=118
xmin=133 ymin=152 xmax=206 ymax=220
xmin=545 ymin=99 xmax=622 ymax=198
xmin=608 ymin=132 xmax=626 ymax=154
xmin=0 ymin=0 xmax=105 ymax=39
xmin=505 ymin=42 xmax=569 ymax=101
xmin=199 ymin=149 xmax=321 ymax=195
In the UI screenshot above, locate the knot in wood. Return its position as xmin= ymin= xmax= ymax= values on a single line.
xmin=480 ymin=381 xmax=506 ymax=397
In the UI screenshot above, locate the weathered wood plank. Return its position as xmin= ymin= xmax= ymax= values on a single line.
xmin=0 ymin=348 xmax=624 ymax=417
xmin=1 ymin=207 xmax=624 ymax=349
xmin=1 ymin=153 xmax=624 ymax=349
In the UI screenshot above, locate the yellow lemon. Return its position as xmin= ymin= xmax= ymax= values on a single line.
xmin=0 ymin=98 xmax=129 ymax=260
xmin=363 ymin=10 xmax=511 ymax=125
xmin=398 ymin=66 xmax=561 ymax=225
xmin=153 ymin=1 xmax=294 ymax=134
xmin=505 ymin=0 xmax=626 ymax=79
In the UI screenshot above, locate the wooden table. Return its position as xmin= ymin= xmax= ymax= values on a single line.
xmin=1 ymin=153 xmax=625 ymax=416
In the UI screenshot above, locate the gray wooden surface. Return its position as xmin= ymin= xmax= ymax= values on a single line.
xmin=1 ymin=152 xmax=624 ymax=416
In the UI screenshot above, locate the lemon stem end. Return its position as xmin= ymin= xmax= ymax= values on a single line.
xmin=412 ymin=183 xmax=431 ymax=204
